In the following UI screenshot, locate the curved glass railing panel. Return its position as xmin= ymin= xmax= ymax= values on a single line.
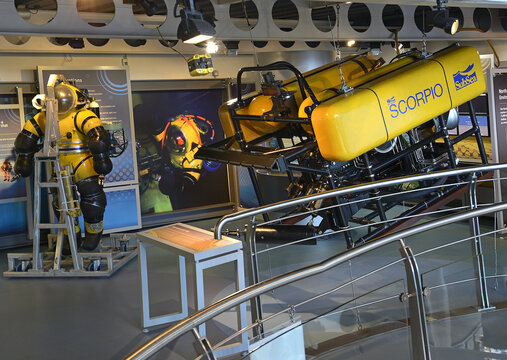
xmin=482 ymin=230 xmax=507 ymax=307
xmin=409 ymin=212 xmax=507 ymax=359
xmin=240 ymin=251 xmax=412 ymax=360
xmin=145 ymin=331 xmax=201 ymax=360
xmin=413 ymin=230 xmax=480 ymax=314
xmin=124 ymin=165 xmax=507 ymax=360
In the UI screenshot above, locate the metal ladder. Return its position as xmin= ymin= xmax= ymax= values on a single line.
xmin=30 ymin=74 xmax=82 ymax=272
xmin=31 ymin=154 xmax=82 ymax=272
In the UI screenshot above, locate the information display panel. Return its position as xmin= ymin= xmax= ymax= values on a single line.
xmin=0 ymin=106 xmax=29 ymax=240
xmin=489 ymin=70 xmax=507 ymax=226
xmin=37 ymin=66 xmax=141 ymax=232
xmin=38 ymin=67 xmax=137 ymax=187
xmin=0 ymin=108 xmax=25 ymax=200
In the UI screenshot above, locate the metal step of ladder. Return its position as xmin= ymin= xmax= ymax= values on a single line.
xmin=32 ymin=153 xmax=81 ymax=271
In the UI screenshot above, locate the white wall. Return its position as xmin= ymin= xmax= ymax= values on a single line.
xmin=0 ymin=39 xmax=505 ymax=84
xmin=0 ymin=52 xmax=255 ymax=83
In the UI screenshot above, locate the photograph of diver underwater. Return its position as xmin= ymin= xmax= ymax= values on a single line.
xmin=132 ymin=88 xmax=229 ymax=215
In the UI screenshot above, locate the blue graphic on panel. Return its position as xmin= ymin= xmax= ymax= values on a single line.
xmin=453 ymin=64 xmax=478 ymax=91
xmin=458 ymin=114 xmax=489 ymax=136
xmin=0 ymin=201 xmax=27 ymax=235
xmin=78 ymin=188 xmax=138 ymax=231
xmin=97 ymin=70 xmax=129 ymax=96
xmin=5 ymin=108 xmax=20 ymax=125
xmin=0 ymin=108 xmax=26 ymax=200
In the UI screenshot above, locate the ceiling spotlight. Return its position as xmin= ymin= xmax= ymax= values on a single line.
xmin=138 ymin=0 xmax=159 ymax=16
xmin=224 ymin=40 xmax=239 ymax=56
xmin=206 ymin=41 xmax=219 ymax=54
xmin=347 ymin=39 xmax=356 ymax=47
xmin=176 ymin=0 xmax=216 ymax=44
xmin=432 ymin=10 xmax=459 ymax=35
xmin=426 ymin=0 xmax=459 ymax=35
xmin=68 ymin=38 xmax=85 ymax=49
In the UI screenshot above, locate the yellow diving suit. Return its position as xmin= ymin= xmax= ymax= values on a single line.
xmin=14 ymin=82 xmax=112 ymax=251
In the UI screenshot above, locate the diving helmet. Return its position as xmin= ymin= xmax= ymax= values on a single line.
xmin=54 ymin=82 xmax=87 ymax=116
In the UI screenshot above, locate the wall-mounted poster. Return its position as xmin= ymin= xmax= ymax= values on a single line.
xmin=0 ymin=107 xmax=28 ymax=239
xmin=0 ymin=108 xmax=25 ymax=200
xmin=132 ymin=88 xmax=231 ymax=218
xmin=38 ymin=66 xmax=141 ymax=233
xmin=78 ymin=185 xmax=140 ymax=233
xmin=491 ymin=71 xmax=507 ymax=225
xmin=38 ymin=67 xmax=137 ymax=187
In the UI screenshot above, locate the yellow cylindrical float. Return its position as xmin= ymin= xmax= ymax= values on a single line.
xmin=311 ymin=46 xmax=485 ymax=161
xmin=220 ymin=54 xmax=380 ymax=143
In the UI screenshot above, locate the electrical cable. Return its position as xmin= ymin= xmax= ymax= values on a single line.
xmin=241 ymin=0 xmax=260 ymax=67
xmin=458 ymin=27 xmax=500 ymax=67
xmin=389 ymin=48 xmax=420 ymax=64
xmin=240 ymin=0 xmax=264 ymax=87
xmin=333 ymin=3 xmax=348 ymax=90
xmin=328 ymin=2 xmax=339 ymax=60
xmin=156 ymin=26 xmax=188 ymax=61
xmin=394 ymin=30 xmax=400 ymax=56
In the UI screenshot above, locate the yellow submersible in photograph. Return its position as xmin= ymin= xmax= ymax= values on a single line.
xmin=310 ymin=46 xmax=486 ymax=162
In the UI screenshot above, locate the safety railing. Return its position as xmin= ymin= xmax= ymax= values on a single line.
xmin=215 ymin=163 xmax=507 ymax=241
xmin=125 ymin=197 xmax=507 ymax=359
xmin=212 ymin=163 xmax=506 ymax=333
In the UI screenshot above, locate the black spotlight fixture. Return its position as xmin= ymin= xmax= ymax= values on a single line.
xmin=139 ymin=0 xmax=159 ymax=16
xmin=68 ymin=38 xmax=85 ymax=49
xmin=427 ymin=0 xmax=459 ymax=35
xmin=224 ymin=40 xmax=239 ymax=55
xmin=125 ymin=0 xmax=159 ymax=16
xmin=175 ymin=0 xmax=216 ymax=44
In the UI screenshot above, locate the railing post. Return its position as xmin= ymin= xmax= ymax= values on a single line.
xmin=326 ymin=170 xmax=354 ymax=248
xmin=466 ymin=172 xmax=495 ymax=311
xmin=399 ymin=239 xmax=431 ymax=360
xmin=191 ymin=328 xmax=216 ymax=360
xmin=244 ymin=215 xmax=264 ymax=338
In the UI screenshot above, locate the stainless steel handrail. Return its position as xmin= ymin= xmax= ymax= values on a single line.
xmin=125 ymin=201 xmax=507 ymax=360
xmin=214 ymin=163 xmax=507 ymax=239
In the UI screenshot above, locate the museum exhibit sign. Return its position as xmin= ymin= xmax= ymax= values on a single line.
xmin=489 ymin=69 xmax=507 ymax=227
xmin=37 ymin=66 xmax=141 ymax=233
xmin=0 ymin=88 xmax=32 ymax=246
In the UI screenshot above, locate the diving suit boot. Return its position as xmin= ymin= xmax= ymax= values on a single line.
xmin=81 ymin=221 xmax=103 ymax=251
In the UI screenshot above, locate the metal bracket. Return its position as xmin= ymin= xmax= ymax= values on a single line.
xmin=288 ymin=304 xmax=296 ymax=323
xmin=399 ymin=287 xmax=431 ymax=303
xmin=192 ymin=328 xmax=217 ymax=360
